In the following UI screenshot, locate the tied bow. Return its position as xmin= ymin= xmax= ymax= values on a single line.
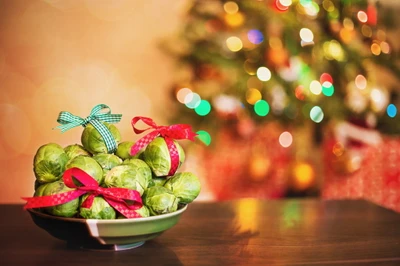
xmin=130 ymin=116 xmax=197 ymax=176
xmin=23 ymin=168 xmax=143 ymax=218
xmin=54 ymin=104 xmax=122 ymax=153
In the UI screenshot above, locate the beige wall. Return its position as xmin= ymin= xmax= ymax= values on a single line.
xmin=0 ymin=0 xmax=187 ymax=203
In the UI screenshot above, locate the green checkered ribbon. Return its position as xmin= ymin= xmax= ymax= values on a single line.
xmin=55 ymin=104 xmax=122 ymax=153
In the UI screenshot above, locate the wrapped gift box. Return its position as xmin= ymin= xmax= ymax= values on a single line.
xmin=322 ymin=135 xmax=400 ymax=213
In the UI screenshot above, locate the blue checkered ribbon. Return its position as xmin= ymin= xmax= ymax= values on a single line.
xmin=55 ymin=104 xmax=122 ymax=153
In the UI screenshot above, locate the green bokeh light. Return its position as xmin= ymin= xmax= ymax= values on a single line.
xmin=196 ymin=130 xmax=211 ymax=146
xmin=322 ymin=83 xmax=334 ymax=96
xmin=195 ymin=100 xmax=211 ymax=116
xmin=254 ymin=100 xmax=270 ymax=116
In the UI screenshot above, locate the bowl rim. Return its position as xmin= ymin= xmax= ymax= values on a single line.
xmin=27 ymin=204 xmax=188 ymax=224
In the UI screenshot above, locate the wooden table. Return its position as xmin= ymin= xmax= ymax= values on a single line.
xmin=1 ymin=199 xmax=400 ymax=265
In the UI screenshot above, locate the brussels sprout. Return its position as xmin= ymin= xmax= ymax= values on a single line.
xmin=34 ymin=183 xmax=49 ymax=197
xmin=104 ymin=164 xmax=149 ymax=195
xmin=93 ymin=154 xmax=122 ymax=172
xmin=79 ymin=195 xmax=116 ymax=219
xmin=64 ymin=144 xmax=90 ymax=160
xmin=81 ymin=122 xmax=121 ymax=154
xmin=43 ymin=180 xmax=79 ymax=217
xmin=148 ymin=177 xmax=167 ymax=188
xmin=65 ymin=155 xmax=104 ymax=185
xmin=121 ymin=158 xmax=152 ymax=184
xmin=164 ymin=172 xmax=201 ymax=204
xmin=33 ymin=143 xmax=69 ymax=184
xmin=115 ymin=141 xmax=135 ymax=160
xmin=143 ymin=186 xmax=178 ymax=216
xmin=142 ymin=137 xmax=185 ymax=177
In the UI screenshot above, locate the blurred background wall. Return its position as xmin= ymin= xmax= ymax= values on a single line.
xmin=0 ymin=0 xmax=186 ymax=203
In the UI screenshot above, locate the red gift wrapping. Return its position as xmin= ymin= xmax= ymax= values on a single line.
xmin=322 ymin=136 xmax=400 ymax=213
xmin=200 ymin=122 xmax=292 ymax=200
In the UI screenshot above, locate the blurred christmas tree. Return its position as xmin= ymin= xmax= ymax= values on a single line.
xmin=160 ymin=0 xmax=400 ymax=198
xmin=163 ymin=0 xmax=399 ymax=140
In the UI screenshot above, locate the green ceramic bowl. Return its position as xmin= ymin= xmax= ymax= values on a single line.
xmin=27 ymin=205 xmax=188 ymax=251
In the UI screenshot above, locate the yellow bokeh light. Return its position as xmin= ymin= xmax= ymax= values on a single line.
xmin=226 ymin=36 xmax=243 ymax=52
xmin=343 ymin=18 xmax=354 ymax=30
xmin=361 ymin=25 xmax=372 ymax=37
xmin=293 ymin=162 xmax=315 ymax=191
xmin=224 ymin=12 xmax=244 ymax=27
xmin=177 ymin=87 xmax=192 ymax=103
xmin=246 ymin=88 xmax=262 ymax=105
xmin=244 ymin=60 xmax=257 ymax=75
xmin=256 ymin=67 xmax=271 ymax=82
xmin=310 ymin=80 xmax=322 ymax=95
xmin=322 ymin=0 xmax=335 ymax=12
xmin=224 ymin=1 xmax=239 ymax=14
xmin=371 ymin=43 xmax=381 ymax=55
xmin=357 ymin=11 xmax=368 ymax=23
xmin=355 ymin=75 xmax=367 ymax=90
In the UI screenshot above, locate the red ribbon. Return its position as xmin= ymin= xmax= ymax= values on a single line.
xmin=130 ymin=116 xmax=197 ymax=176
xmin=22 ymin=168 xmax=143 ymax=218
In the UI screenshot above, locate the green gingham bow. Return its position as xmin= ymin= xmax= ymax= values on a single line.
xmin=55 ymin=104 xmax=122 ymax=153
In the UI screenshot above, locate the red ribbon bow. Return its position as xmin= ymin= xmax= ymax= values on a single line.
xmin=130 ymin=116 xmax=197 ymax=176
xmin=22 ymin=168 xmax=143 ymax=218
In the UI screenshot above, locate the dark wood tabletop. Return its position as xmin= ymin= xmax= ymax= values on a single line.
xmin=1 ymin=198 xmax=400 ymax=266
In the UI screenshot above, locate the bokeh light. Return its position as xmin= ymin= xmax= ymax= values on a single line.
xmin=224 ymin=1 xmax=239 ymax=14
xmin=247 ymin=29 xmax=264 ymax=45
xmin=322 ymin=81 xmax=334 ymax=96
xmin=279 ymin=131 xmax=293 ymax=148
xmin=322 ymin=0 xmax=335 ymax=12
xmin=226 ymin=36 xmax=243 ymax=52
xmin=196 ymin=130 xmax=212 ymax=146
xmin=256 ymin=67 xmax=271 ymax=81
xmin=293 ymin=162 xmax=315 ymax=191
xmin=371 ymin=43 xmax=381 ymax=55
xmin=254 ymin=100 xmax=270 ymax=116
xmin=387 ymin=104 xmax=397 ymax=118
xmin=300 ymin=28 xmax=314 ymax=42
xmin=310 ymin=80 xmax=322 ymax=95
xmin=310 ymin=106 xmax=324 ymax=123
xmin=177 ymin=87 xmax=192 ymax=103
xmin=195 ymin=100 xmax=211 ymax=116
xmin=295 ymin=85 xmax=305 ymax=100
xmin=355 ymin=75 xmax=367 ymax=90
xmin=224 ymin=12 xmax=245 ymax=27
xmin=185 ymin=92 xmax=201 ymax=109
xmin=320 ymin=73 xmax=333 ymax=84
xmin=357 ymin=11 xmax=368 ymax=23
xmin=246 ymin=88 xmax=262 ymax=105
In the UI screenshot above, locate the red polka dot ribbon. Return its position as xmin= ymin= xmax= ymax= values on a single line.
xmin=22 ymin=167 xmax=143 ymax=218
xmin=130 ymin=116 xmax=197 ymax=176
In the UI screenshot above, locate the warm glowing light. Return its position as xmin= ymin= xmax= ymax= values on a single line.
xmin=244 ymin=60 xmax=257 ymax=75
xmin=295 ymin=85 xmax=305 ymax=100
xmin=332 ymin=142 xmax=344 ymax=157
xmin=224 ymin=1 xmax=239 ymax=14
xmin=224 ymin=12 xmax=244 ymax=27
xmin=235 ymin=199 xmax=260 ymax=233
xmin=293 ymin=162 xmax=315 ymax=191
xmin=226 ymin=36 xmax=243 ymax=52
xmin=279 ymin=131 xmax=293 ymax=148
xmin=177 ymin=87 xmax=192 ymax=103
xmin=280 ymin=0 xmax=292 ymax=7
xmin=361 ymin=25 xmax=372 ymax=37
xmin=380 ymin=42 xmax=390 ymax=54
xmin=343 ymin=18 xmax=354 ymax=30
xmin=320 ymin=73 xmax=333 ymax=84
xmin=256 ymin=67 xmax=271 ymax=81
xmin=309 ymin=80 xmax=322 ymax=95
xmin=371 ymin=43 xmax=381 ymax=55
xmin=300 ymin=28 xmax=314 ymax=42
xmin=275 ymin=0 xmax=289 ymax=11
xmin=355 ymin=75 xmax=367 ymax=90
xmin=269 ymin=37 xmax=283 ymax=49
xmin=246 ymin=88 xmax=262 ymax=105
xmin=357 ymin=11 xmax=368 ymax=23
xmin=310 ymin=106 xmax=324 ymax=123
xmin=322 ymin=0 xmax=335 ymax=12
